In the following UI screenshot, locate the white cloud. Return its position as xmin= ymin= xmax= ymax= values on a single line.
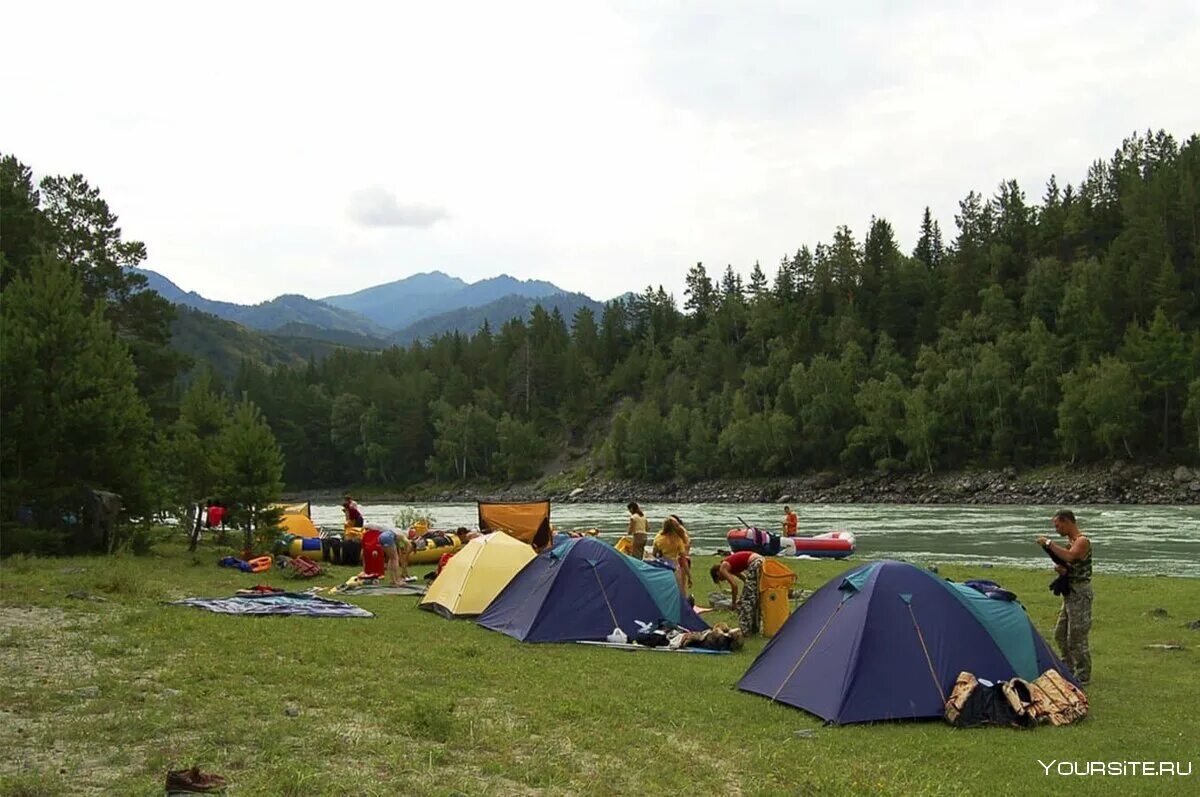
xmin=0 ymin=1 xmax=1196 ymax=305
xmin=347 ymin=187 xmax=447 ymax=228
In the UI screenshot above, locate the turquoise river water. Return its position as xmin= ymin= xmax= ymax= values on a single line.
xmin=308 ymin=502 xmax=1200 ymax=578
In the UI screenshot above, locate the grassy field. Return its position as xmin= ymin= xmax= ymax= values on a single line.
xmin=1 ymin=535 xmax=1197 ymax=796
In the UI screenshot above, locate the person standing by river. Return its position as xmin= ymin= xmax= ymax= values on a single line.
xmin=1037 ymin=509 xmax=1093 ymax=686
xmin=342 ymin=494 xmax=364 ymax=530
xmin=654 ymin=514 xmax=692 ymax=594
xmin=782 ymin=506 xmax=798 ymax=537
xmin=627 ymin=502 xmax=648 ymax=559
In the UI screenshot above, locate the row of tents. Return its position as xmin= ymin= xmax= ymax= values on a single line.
xmin=413 ymin=503 xmax=1079 ymax=724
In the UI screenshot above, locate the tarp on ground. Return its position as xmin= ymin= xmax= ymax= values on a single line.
xmin=478 ymin=500 xmax=550 ymax=544
xmin=477 ymin=537 xmax=707 ymax=642
xmin=737 ymin=560 xmax=1074 ymax=724
xmin=421 ymin=533 xmax=536 ymax=618
xmin=170 ymin=593 xmax=373 ymax=618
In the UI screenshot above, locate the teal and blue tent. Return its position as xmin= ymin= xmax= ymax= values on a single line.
xmin=738 ymin=560 xmax=1075 ymax=724
xmin=477 ymin=537 xmax=707 ymax=642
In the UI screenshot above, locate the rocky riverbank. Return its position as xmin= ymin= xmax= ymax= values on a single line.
xmin=292 ymin=463 xmax=1200 ymax=506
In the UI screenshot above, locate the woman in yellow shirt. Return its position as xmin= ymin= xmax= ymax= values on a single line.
xmin=653 ymin=514 xmax=692 ymax=594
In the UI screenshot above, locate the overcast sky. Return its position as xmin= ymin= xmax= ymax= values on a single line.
xmin=4 ymin=1 xmax=1198 ymax=305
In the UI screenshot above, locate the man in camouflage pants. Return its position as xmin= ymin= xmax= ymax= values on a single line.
xmin=710 ymin=551 xmax=764 ymax=635
xmin=737 ymin=558 xmax=765 ymax=634
xmin=1038 ymin=509 xmax=1093 ymax=685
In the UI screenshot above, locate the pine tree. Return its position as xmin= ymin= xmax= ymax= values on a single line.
xmin=0 ymin=254 xmax=153 ymax=541
xmin=217 ymin=396 xmax=285 ymax=553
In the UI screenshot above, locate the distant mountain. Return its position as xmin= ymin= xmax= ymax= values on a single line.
xmin=134 ymin=268 xmax=390 ymax=339
xmin=137 ymin=267 xmax=601 ymax=352
xmin=169 ymin=307 xmax=355 ymax=380
xmin=271 ymin=322 xmax=387 ymax=349
xmin=389 ymin=292 xmax=604 ymax=345
xmin=319 ymin=271 xmax=468 ymax=329
xmin=321 ymin=271 xmax=566 ymax=330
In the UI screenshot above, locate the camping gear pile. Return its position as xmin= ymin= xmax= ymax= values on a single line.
xmin=278 ymin=555 xmax=323 ymax=579
xmin=218 ymin=555 xmax=271 ymax=573
xmin=944 ymin=668 xmax=1088 ymax=728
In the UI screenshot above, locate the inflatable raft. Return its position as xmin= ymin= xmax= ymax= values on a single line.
xmin=727 ymin=528 xmax=856 ymax=559
xmin=406 ymin=531 xmax=464 ymax=565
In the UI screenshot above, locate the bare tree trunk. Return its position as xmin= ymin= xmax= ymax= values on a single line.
xmin=1163 ymin=390 xmax=1170 ymax=454
xmin=188 ymin=504 xmax=203 ymax=552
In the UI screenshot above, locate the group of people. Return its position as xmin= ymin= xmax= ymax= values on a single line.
xmin=625 ymin=502 xmax=799 ymax=634
xmin=625 ymin=502 xmax=693 ymax=594
xmin=342 ymin=494 xmax=1093 ymax=680
xmin=341 ymin=494 xmax=480 ymax=587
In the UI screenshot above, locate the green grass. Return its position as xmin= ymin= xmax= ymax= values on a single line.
xmin=0 ymin=540 xmax=1197 ymax=796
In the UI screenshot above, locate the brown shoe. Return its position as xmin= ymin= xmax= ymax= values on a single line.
xmin=166 ymin=766 xmax=226 ymax=793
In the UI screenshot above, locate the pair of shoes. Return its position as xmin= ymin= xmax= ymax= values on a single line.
xmin=166 ymin=766 xmax=226 ymax=793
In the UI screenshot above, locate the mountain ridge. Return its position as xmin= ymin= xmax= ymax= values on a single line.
xmin=136 ymin=267 xmax=597 ymax=340
xmin=388 ymin=291 xmax=604 ymax=345
xmin=134 ymin=268 xmax=391 ymax=338
xmin=320 ymin=271 xmax=568 ymax=330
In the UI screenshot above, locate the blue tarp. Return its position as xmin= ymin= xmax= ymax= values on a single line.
xmin=170 ymin=592 xmax=374 ymax=618
xmin=477 ymin=537 xmax=707 ymax=643
xmin=737 ymin=560 xmax=1073 ymax=724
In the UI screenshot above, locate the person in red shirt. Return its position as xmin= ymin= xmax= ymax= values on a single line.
xmin=205 ymin=501 xmax=225 ymax=529
xmin=705 ymin=552 xmax=763 ymax=633
xmin=342 ymin=495 xmax=364 ymax=529
xmin=782 ymin=506 xmax=798 ymax=537
xmin=710 ymin=551 xmax=765 ymax=634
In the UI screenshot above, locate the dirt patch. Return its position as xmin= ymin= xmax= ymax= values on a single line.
xmin=0 ymin=605 xmax=73 ymax=630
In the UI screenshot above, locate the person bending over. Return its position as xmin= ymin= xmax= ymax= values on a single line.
xmin=710 ymin=551 xmax=765 ymax=634
xmin=375 ymin=525 xmax=412 ymax=586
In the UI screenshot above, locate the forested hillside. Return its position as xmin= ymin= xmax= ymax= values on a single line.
xmin=229 ymin=131 xmax=1200 ymax=489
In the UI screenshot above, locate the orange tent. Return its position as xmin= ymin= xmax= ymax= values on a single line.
xmin=477 ymin=500 xmax=550 ymax=544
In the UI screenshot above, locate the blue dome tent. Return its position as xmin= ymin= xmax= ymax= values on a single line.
xmin=738 ymin=560 xmax=1075 ymax=724
xmin=477 ymin=537 xmax=708 ymax=643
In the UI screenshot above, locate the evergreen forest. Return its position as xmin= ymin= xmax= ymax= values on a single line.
xmin=2 ymin=130 xmax=1199 ymax=543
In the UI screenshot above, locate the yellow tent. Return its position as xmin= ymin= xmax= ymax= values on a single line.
xmin=274 ymin=501 xmax=311 ymax=518
xmin=268 ymin=501 xmax=319 ymax=538
xmin=419 ymin=533 xmax=535 ymax=618
xmin=477 ymin=500 xmax=549 ymax=544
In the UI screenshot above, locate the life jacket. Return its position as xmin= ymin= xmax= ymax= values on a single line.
xmin=1026 ymin=669 xmax=1089 ymax=726
xmin=247 ymin=556 xmax=272 ymax=573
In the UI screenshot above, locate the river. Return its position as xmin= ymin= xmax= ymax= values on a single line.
xmin=308 ymin=502 xmax=1200 ymax=578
